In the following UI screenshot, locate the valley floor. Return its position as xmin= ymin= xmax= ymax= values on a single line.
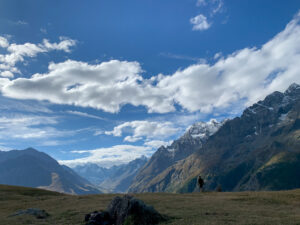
xmin=0 ymin=185 xmax=299 ymax=225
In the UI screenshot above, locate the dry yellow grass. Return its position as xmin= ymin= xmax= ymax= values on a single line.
xmin=0 ymin=185 xmax=300 ymax=225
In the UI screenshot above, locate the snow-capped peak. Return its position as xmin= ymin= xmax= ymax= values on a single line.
xmin=186 ymin=119 xmax=223 ymax=139
xmin=285 ymin=83 xmax=300 ymax=94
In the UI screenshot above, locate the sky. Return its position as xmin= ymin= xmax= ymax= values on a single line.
xmin=0 ymin=0 xmax=300 ymax=167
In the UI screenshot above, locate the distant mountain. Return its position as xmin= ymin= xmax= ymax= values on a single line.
xmin=72 ymin=163 xmax=110 ymax=185
xmin=73 ymin=156 xmax=148 ymax=193
xmin=0 ymin=148 xmax=101 ymax=195
xmin=129 ymin=83 xmax=300 ymax=193
xmin=128 ymin=119 xmax=224 ymax=192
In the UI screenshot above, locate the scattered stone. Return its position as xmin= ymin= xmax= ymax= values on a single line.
xmin=85 ymin=211 xmax=112 ymax=225
xmin=9 ymin=208 xmax=49 ymax=219
xmin=85 ymin=195 xmax=165 ymax=225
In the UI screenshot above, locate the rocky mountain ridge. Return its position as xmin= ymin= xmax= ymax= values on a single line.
xmin=129 ymin=83 xmax=300 ymax=193
xmin=128 ymin=118 xmax=224 ymax=192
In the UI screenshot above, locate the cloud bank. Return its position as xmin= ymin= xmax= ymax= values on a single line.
xmin=1 ymin=12 xmax=300 ymax=115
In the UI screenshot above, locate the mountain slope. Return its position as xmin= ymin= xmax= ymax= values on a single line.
xmin=129 ymin=83 xmax=300 ymax=193
xmin=0 ymin=148 xmax=101 ymax=195
xmin=129 ymin=119 xmax=224 ymax=192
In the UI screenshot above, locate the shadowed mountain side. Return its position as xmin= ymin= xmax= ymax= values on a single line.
xmin=129 ymin=83 xmax=300 ymax=193
xmin=129 ymin=120 xmax=224 ymax=193
xmin=0 ymin=148 xmax=101 ymax=195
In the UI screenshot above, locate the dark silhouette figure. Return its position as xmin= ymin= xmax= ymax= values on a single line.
xmin=197 ymin=175 xmax=204 ymax=192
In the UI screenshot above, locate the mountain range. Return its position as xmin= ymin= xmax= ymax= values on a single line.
xmin=0 ymin=148 xmax=101 ymax=195
xmin=0 ymin=83 xmax=299 ymax=194
xmin=73 ymin=156 xmax=147 ymax=193
xmin=129 ymin=83 xmax=300 ymax=193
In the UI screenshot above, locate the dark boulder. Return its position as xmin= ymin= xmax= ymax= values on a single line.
xmin=85 ymin=195 xmax=164 ymax=225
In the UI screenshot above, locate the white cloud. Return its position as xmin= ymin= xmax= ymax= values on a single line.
xmin=0 ymin=115 xmax=74 ymax=141
xmin=0 ymin=36 xmax=76 ymax=77
xmin=59 ymin=145 xmax=153 ymax=167
xmin=0 ymin=37 xmax=9 ymax=48
xmin=1 ymin=13 xmax=300 ymax=116
xmin=105 ymin=120 xmax=179 ymax=142
xmin=0 ymin=143 xmax=12 ymax=151
xmin=144 ymin=140 xmax=172 ymax=148
xmin=159 ymin=52 xmax=206 ymax=63
xmin=214 ymin=52 xmax=222 ymax=60
xmin=157 ymin=12 xmax=300 ymax=112
xmin=190 ymin=14 xmax=211 ymax=31
xmin=0 ymin=59 xmax=174 ymax=113
xmin=194 ymin=0 xmax=224 ymax=30
xmin=0 ymin=71 xmax=14 ymax=78
xmin=66 ymin=110 xmax=106 ymax=120
xmin=42 ymin=37 xmax=76 ymax=53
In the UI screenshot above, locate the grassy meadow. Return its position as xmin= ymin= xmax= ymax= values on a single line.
xmin=0 ymin=185 xmax=299 ymax=225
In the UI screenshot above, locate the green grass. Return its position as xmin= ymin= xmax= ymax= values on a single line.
xmin=0 ymin=185 xmax=300 ymax=225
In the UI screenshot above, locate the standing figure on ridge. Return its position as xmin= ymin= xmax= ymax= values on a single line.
xmin=197 ymin=175 xmax=204 ymax=192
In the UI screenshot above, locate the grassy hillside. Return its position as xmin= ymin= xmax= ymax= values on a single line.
xmin=0 ymin=185 xmax=300 ymax=225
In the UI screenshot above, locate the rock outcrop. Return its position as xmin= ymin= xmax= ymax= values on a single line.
xmin=85 ymin=195 xmax=164 ymax=225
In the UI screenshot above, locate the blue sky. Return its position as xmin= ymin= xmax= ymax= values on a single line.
xmin=0 ymin=0 xmax=300 ymax=167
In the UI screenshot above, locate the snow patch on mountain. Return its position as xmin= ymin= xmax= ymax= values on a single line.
xmin=185 ymin=119 xmax=224 ymax=140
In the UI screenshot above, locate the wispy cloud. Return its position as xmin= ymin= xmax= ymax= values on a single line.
xmin=40 ymin=28 xmax=47 ymax=34
xmin=66 ymin=110 xmax=107 ymax=121
xmin=192 ymin=0 xmax=225 ymax=31
xmin=59 ymin=145 xmax=153 ymax=167
xmin=10 ymin=20 xmax=28 ymax=26
xmin=0 ymin=36 xmax=76 ymax=78
xmin=0 ymin=114 xmax=81 ymax=147
xmin=105 ymin=120 xmax=180 ymax=143
xmin=0 ymin=96 xmax=52 ymax=113
xmin=159 ymin=52 xmax=206 ymax=63
xmin=190 ymin=14 xmax=211 ymax=31
xmin=196 ymin=0 xmax=207 ymax=7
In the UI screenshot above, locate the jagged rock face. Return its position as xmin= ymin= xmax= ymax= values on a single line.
xmin=129 ymin=83 xmax=300 ymax=193
xmin=128 ymin=119 xmax=224 ymax=193
xmin=183 ymin=119 xmax=224 ymax=141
